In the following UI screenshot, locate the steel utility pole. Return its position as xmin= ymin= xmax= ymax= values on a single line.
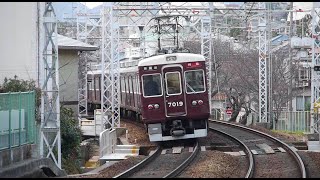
xmin=258 ymin=2 xmax=268 ymax=123
xmin=39 ymin=2 xmax=61 ymax=169
xmin=310 ymin=2 xmax=320 ymax=139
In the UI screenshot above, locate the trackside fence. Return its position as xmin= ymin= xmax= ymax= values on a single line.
xmin=0 ymin=91 xmax=36 ymax=150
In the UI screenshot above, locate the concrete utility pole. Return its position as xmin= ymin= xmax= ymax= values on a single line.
xmin=288 ymin=2 xmax=293 ymax=111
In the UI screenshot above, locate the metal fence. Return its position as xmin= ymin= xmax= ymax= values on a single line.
xmin=211 ymin=108 xmax=222 ymax=120
xmin=274 ymin=111 xmax=311 ymax=133
xmin=0 ymin=91 xmax=36 ymax=150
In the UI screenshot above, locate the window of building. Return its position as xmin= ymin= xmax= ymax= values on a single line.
xmin=296 ymin=96 xmax=311 ymax=111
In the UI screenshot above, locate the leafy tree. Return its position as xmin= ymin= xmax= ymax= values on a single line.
xmin=230 ymin=28 xmax=241 ymax=39
xmin=60 ymin=106 xmax=83 ymax=174
xmin=305 ymin=102 xmax=311 ymax=111
xmin=272 ymin=31 xmax=279 ymax=38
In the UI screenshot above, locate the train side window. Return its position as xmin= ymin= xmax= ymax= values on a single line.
xmin=88 ymin=80 xmax=93 ymax=90
xmin=142 ymin=74 xmax=162 ymax=97
xmin=185 ymin=70 xmax=205 ymax=93
xmin=132 ymin=76 xmax=137 ymax=93
xmin=124 ymin=76 xmax=129 ymax=93
xmin=128 ymin=76 xmax=132 ymax=94
xmin=165 ymin=72 xmax=182 ymax=95
xmin=120 ymin=77 xmax=124 ymax=92
xmin=136 ymin=74 xmax=140 ymax=94
xmin=94 ymin=76 xmax=100 ymax=90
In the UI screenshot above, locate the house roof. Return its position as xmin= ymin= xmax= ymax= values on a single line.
xmin=57 ymin=34 xmax=99 ymax=51
xmin=271 ymin=34 xmax=289 ymax=46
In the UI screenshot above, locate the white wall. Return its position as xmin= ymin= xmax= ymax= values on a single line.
xmin=0 ymin=2 xmax=82 ymax=116
xmin=0 ymin=2 xmax=38 ymax=84
xmin=59 ymin=50 xmax=79 ymax=102
xmin=59 ymin=49 xmax=79 ymax=115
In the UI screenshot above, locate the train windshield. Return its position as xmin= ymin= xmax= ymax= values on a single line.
xmin=142 ymin=74 xmax=162 ymax=97
xmin=165 ymin=72 xmax=182 ymax=95
xmin=185 ymin=70 xmax=205 ymax=93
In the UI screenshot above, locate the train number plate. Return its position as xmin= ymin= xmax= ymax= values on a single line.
xmin=168 ymin=101 xmax=183 ymax=107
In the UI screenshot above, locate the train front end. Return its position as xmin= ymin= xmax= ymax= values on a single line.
xmin=138 ymin=53 xmax=209 ymax=142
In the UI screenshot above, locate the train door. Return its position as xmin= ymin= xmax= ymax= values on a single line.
xmin=162 ymin=65 xmax=187 ymax=117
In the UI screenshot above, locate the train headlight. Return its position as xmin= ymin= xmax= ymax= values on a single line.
xmin=198 ymin=100 xmax=203 ymax=105
xmin=154 ymin=104 xmax=160 ymax=109
xmin=192 ymin=100 xmax=197 ymax=106
xmin=148 ymin=104 xmax=154 ymax=110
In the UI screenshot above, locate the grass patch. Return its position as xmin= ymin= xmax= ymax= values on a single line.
xmin=271 ymin=130 xmax=306 ymax=137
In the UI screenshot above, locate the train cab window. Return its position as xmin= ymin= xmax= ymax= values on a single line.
xmin=142 ymin=74 xmax=162 ymax=97
xmin=185 ymin=70 xmax=205 ymax=93
xmin=165 ymin=72 xmax=182 ymax=95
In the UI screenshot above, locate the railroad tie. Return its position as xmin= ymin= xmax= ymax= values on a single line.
xmin=172 ymin=147 xmax=183 ymax=154
xmin=224 ymin=152 xmax=241 ymax=156
xmin=251 ymin=149 xmax=259 ymax=155
xmin=256 ymin=143 xmax=275 ymax=154
xmin=277 ymin=147 xmax=286 ymax=153
xmin=290 ymin=146 xmax=298 ymax=151
xmin=149 ymin=150 xmax=157 ymax=155
xmin=161 ymin=149 xmax=167 ymax=154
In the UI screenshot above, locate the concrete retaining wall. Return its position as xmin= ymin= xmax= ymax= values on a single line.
xmin=0 ymin=157 xmax=67 ymax=178
xmin=0 ymin=144 xmax=35 ymax=168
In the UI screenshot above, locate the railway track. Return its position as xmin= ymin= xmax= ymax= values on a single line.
xmin=115 ymin=118 xmax=306 ymax=178
xmin=208 ymin=119 xmax=307 ymax=178
xmin=208 ymin=126 xmax=254 ymax=178
xmin=113 ymin=141 xmax=199 ymax=178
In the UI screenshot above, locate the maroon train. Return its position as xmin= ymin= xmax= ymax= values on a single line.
xmin=87 ymin=52 xmax=209 ymax=142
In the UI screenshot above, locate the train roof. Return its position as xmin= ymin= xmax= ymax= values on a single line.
xmin=87 ymin=70 xmax=104 ymax=75
xmin=138 ymin=53 xmax=205 ymax=67
xmin=120 ymin=66 xmax=138 ymax=73
xmin=87 ymin=65 xmax=138 ymax=75
xmin=87 ymin=53 xmax=205 ymax=75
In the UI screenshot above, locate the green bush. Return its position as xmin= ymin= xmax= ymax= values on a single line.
xmin=60 ymin=106 xmax=83 ymax=174
xmin=0 ymin=75 xmax=41 ymax=123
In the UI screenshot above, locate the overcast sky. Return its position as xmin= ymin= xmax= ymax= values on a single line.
xmin=80 ymin=2 xmax=103 ymax=9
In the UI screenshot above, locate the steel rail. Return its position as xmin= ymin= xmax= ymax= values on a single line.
xmin=209 ymin=119 xmax=307 ymax=178
xmin=209 ymin=127 xmax=254 ymax=178
xmin=113 ymin=146 xmax=162 ymax=178
xmin=163 ymin=141 xmax=200 ymax=178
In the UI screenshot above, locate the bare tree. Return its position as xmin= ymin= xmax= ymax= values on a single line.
xmin=269 ymin=44 xmax=301 ymax=127
xmin=185 ymin=36 xmax=302 ymax=126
